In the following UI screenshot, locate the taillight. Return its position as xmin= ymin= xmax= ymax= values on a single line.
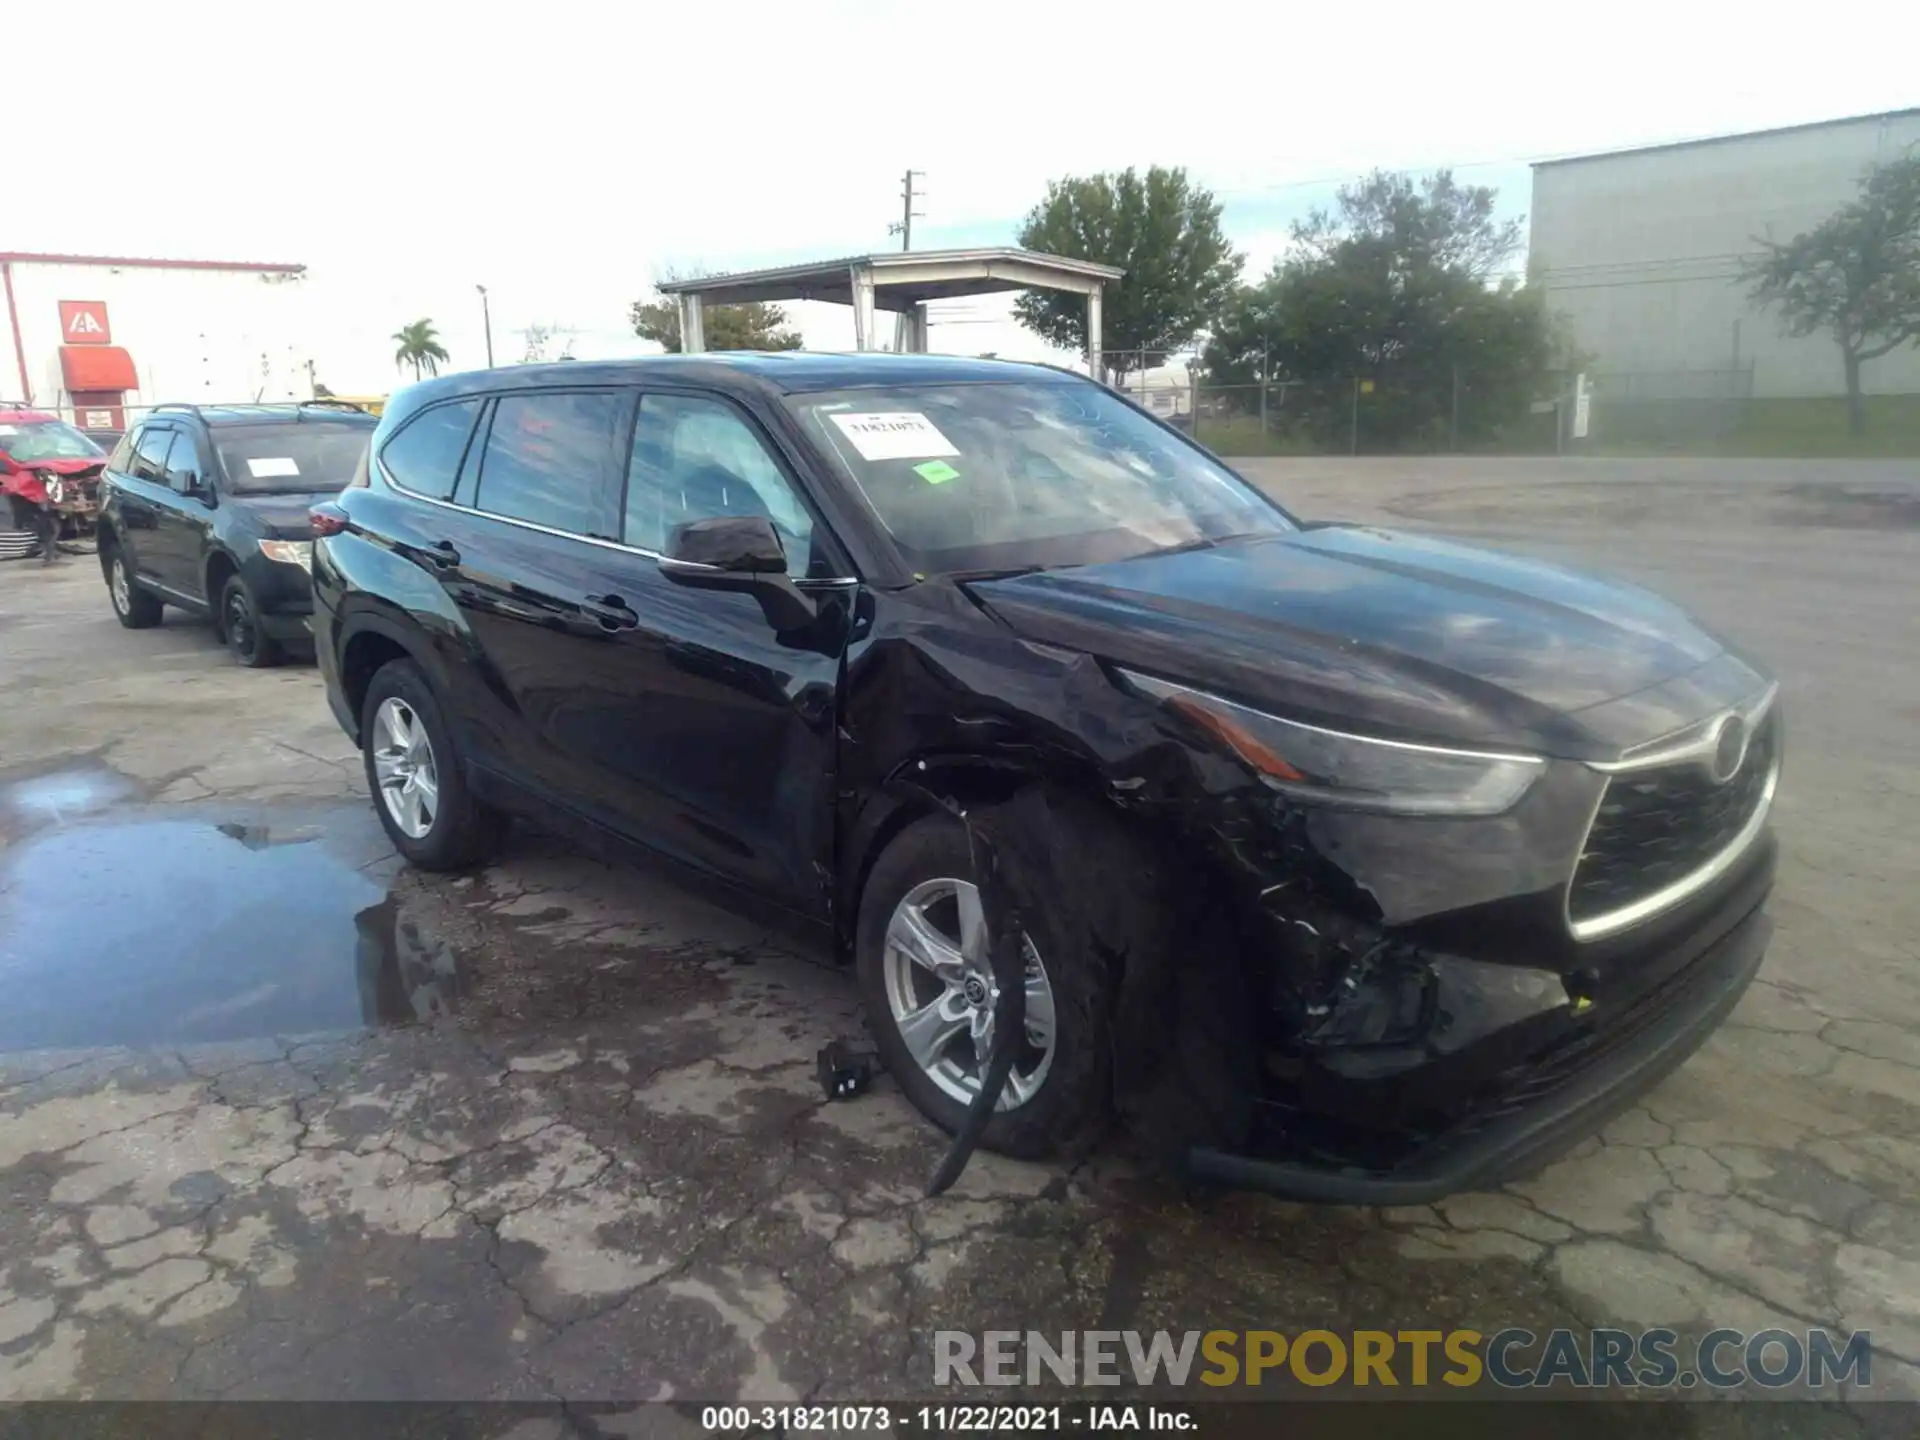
xmin=310 ymin=502 xmax=350 ymax=538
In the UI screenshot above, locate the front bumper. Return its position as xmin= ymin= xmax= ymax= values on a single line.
xmin=1188 ymin=896 xmax=1769 ymax=1203
xmin=239 ymin=551 xmax=316 ymax=643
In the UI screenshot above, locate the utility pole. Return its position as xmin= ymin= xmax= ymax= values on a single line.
xmin=888 ymin=169 xmax=924 ymax=252
xmin=476 ymin=284 xmax=494 ymax=368
xmin=888 ymin=170 xmax=924 ymax=351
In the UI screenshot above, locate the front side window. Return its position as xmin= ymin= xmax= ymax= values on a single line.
xmin=130 ymin=426 xmax=176 ymax=483
xmin=786 ymin=380 xmax=1292 ymax=575
xmin=624 ymin=393 xmax=815 ymax=573
xmin=165 ymin=432 xmax=204 ymax=492
xmin=379 ymin=400 xmax=482 ymax=500
xmin=474 ymin=392 xmax=626 ymax=537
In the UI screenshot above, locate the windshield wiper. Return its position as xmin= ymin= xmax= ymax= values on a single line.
xmin=944 ymin=564 xmax=1049 ymax=583
xmin=1142 ymin=530 xmax=1275 ymax=559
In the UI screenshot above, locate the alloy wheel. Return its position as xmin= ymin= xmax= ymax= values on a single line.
xmin=371 ymin=697 xmax=441 ymax=840
xmin=880 ymin=877 xmax=1057 ymax=1110
xmin=111 ymin=558 xmax=131 ymax=615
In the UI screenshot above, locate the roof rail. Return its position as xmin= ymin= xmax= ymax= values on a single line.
xmin=146 ymin=400 xmax=375 ymax=420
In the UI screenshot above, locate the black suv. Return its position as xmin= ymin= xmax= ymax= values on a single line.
xmin=97 ymin=402 xmax=378 ymax=665
xmin=312 ymin=355 xmax=1778 ymax=1201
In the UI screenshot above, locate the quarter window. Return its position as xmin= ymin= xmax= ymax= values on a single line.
xmin=624 ymin=393 xmax=814 ymax=573
xmin=475 ymin=392 xmax=626 ymax=537
xmin=379 ymin=399 xmax=482 ymax=500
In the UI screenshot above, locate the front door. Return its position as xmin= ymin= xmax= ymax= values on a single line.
xmin=579 ymin=389 xmax=852 ymax=915
xmin=151 ymin=426 xmax=215 ymax=598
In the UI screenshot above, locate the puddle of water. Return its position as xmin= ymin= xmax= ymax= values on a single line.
xmin=0 ymin=816 xmax=465 ymax=1051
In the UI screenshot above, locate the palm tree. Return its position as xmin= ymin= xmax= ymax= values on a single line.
xmin=392 ymin=319 xmax=450 ymax=380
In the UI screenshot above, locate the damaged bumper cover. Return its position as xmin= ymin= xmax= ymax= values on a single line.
xmin=1188 ymin=862 xmax=1771 ymax=1204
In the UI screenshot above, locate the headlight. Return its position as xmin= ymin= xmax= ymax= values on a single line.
xmin=259 ymin=540 xmax=313 ymax=567
xmin=1122 ymin=671 xmax=1544 ymax=816
xmin=42 ymin=473 xmax=64 ymax=504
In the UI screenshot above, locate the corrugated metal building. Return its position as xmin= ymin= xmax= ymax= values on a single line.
xmin=1529 ymin=110 xmax=1920 ymax=400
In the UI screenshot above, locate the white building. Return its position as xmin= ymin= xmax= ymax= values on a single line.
xmin=1529 ymin=109 xmax=1920 ymax=399
xmin=2 ymin=252 xmax=315 ymax=433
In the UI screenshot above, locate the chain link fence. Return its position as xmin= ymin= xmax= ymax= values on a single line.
xmin=1096 ymin=353 xmax=1917 ymax=457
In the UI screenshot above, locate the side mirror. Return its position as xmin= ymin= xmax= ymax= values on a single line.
xmin=660 ymin=516 xmax=816 ymax=632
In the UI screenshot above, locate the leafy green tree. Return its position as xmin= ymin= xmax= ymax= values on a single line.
xmin=1013 ymin=166 xmax=1241 ymax=384
xmin=630 ymin=271 xmax=801 ymax=353
xmin=1204 ymin=170 xmax=1553 ymax=448
xmin=1744 ymin=155 xmax=1920 ymax=435
xmin=391 ymin=319 xmax=450 ymax=380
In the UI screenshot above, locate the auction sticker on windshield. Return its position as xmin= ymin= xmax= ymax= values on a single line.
xmin=246 ymin=457 xmax=301 ymax=478
xmin=829 ymin=411 xmax=959 ymax=461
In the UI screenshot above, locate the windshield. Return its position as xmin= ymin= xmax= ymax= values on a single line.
xmin=786 ymin=380 xmax=1292 ymax=574
xmin=214 ymin=422 xmax=375 ymax=495
xmin=0 ymin=421 xmax=106 ymax=463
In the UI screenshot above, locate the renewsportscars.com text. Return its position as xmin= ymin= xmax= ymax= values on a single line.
xmin=933 ymin=1328 xmax=1873 ymax=1390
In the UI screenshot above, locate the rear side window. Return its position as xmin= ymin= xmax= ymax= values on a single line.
xmin=130 ymin=427 xmax=175 ymax=482
xmin=378 ymin=399 xmax=482 ymax=500
xmin=474 ymin=392 xmax=626 ymax=538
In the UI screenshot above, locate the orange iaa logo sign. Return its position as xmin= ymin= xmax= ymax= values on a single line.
xmin=58 ymin=300 xmax=112 ymax=345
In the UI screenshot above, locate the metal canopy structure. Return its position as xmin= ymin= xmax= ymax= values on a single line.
xmin=655 ymin=247 xmax=1124 ymax=377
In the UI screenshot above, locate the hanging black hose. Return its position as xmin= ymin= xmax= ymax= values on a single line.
xmin=925 ymin=809 xmax=1029 ymax=1198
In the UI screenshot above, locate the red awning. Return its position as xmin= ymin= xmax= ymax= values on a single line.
xmin=59 ymin=345 xmax=138 ymax=392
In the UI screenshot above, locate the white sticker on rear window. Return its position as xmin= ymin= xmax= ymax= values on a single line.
xmin=246 ymin=457 xmax=301 ymax=478
xmin=0 ymin=425 xmax=17 ymax=435
xmin=828 ymin=411 xmax=959 ymax=462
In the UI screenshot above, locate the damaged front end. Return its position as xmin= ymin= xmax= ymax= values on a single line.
xmin=1107 ymin=673 xmax=1775 ymax=1204
xmin=844 ymin=598 xmax=1772 ymax=1203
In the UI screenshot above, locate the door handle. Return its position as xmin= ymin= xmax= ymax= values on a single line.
xmin=582 ymin=592 xmax=639 ymax=632
xmin=422 ymin=539 xmax=461 ymax=570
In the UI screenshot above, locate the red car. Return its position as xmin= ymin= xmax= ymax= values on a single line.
xmin=1 ymin=408 xmax=110 ymax=560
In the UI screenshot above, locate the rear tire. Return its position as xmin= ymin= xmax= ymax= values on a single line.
xmin=361 ymin=658 xmax=510 ymax=871
xmin=106 ymin=549 xmax=164 ymax=629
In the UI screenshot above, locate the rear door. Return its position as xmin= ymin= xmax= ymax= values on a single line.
xmin=411 ymin=388 xmax=641 ymax=810
xmin=112 ymin=425 xmax=185 ymax=592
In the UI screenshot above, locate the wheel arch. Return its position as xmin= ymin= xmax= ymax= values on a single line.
xmin=334 ymin=606 xmax=441 ymax=747
xmin=837 ymin=748 xmax=1158 ymax=962
xmin=95 ymin=518 xmax=123 ymax=579
xmin=203 ymin=547 xmax=242 ymax=638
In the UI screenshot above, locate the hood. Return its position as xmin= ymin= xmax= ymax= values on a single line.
xmin=233 ymin=492 xmax=332 ymax=538
xmin=966 ymin=525 xmax=1750 ymax=758
xmin=6 ymin=456 xmax=105 ymax=476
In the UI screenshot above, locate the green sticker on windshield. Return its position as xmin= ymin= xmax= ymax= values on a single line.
xmin=913 ymin=459 xmax=959 ymax=485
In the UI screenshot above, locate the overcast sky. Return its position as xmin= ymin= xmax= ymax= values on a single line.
xmin=14 ymin=1 xmax=1917 ymax=390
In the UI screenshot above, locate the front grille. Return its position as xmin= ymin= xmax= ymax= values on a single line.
xmin=1569 ymin=710 xmax=1776 ymax=929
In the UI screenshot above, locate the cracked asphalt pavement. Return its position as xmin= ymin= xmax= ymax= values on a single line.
xmin=1 ymin=457 xmax=1916 ymax=1416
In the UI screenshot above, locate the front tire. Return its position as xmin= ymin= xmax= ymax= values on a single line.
xmin=220 ymin=575 xmax=283 ymax=668
xmin=855 ymin=808 xmax=1114 ymax=1159
xmin=107 ymin=549 xmax=164 ymax=629
xmin=360 ymin=659 xmax=509 ymax=871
